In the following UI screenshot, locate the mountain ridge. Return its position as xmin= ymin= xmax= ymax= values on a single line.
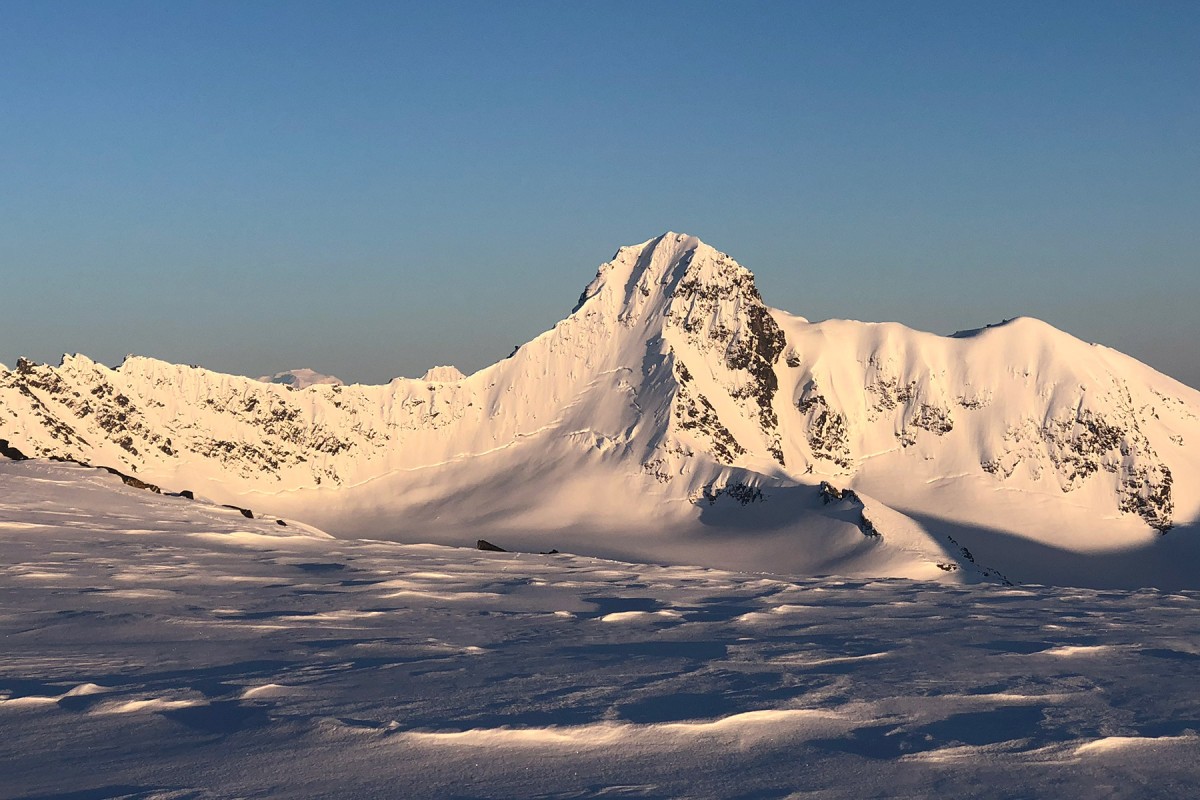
xmin=2 ymin=233 xmax=1197 ymax=586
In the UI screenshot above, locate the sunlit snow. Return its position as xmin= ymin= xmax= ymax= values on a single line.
xmin=4 ymin=234 xmax=1198 ymax=589
xmin=3 ymin=461 xmax=1198 ymax=798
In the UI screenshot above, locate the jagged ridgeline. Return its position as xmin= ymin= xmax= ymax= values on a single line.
xmin=1 ymin=233 xmax=1196 ymax=583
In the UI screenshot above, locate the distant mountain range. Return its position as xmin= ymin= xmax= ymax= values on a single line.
xmin=3 ymin=233 xmax=1197 ymax=587
xmin=258 ymin=368 xmax=344 ymax=389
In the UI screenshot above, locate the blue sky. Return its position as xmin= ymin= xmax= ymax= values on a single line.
xmin=2 ymin=1 xmax=1197 ymax=387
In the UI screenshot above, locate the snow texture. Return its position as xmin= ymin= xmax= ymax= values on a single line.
xmin=2 ymin=460 xmax=1198 ymax=798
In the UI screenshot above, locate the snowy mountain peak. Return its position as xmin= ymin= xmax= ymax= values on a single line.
xmin=420 ymin=365 xmax=466 ymax=383
xmin=257 ymin=368 xmax=344 ymax=389
xmin=575 ymin=232 xmax=747 ymax=321
xmin=59 ymin=352 xmax=99 ymax=368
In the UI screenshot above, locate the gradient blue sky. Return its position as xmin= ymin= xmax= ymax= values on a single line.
xmin=2 ymin=1 xmax=1197 ymax=387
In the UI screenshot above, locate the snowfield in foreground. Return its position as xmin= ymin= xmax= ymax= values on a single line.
xmin=3 ymin=462 xmax=1200 ymax=799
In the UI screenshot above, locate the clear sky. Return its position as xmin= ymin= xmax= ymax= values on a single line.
xmin=2 ymin=1 xmax=1197 ymax=388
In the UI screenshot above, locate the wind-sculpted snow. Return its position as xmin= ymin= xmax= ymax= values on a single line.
xmin=1 ymin=461 xmax=1198 ymax=798
xmin=1 ymin=233 xmax=1198 ymax=586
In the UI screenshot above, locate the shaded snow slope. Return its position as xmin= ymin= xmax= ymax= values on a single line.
xmin=1 ymin=233 xmax=1197 ymax=586
xmin=1 ymin=460 xmax=1198 ymax=799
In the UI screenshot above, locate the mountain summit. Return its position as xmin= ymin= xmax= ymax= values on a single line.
xmin=2 ymin=234 xmax=1197 ymax=586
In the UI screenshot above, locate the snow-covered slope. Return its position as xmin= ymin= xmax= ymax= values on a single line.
xmin=2 ymin=233 xmax=1197 ymax=585
xmin=2 ymin=459 xmax=1198 ymax=799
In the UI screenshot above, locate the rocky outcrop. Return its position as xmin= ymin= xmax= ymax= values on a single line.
xmin=663 ymin=244 xmax=787 ymax=466
xmin=0 ymin=438 xmax=29 ymax=460
xmin=692 ymin=481 xmax=764 ymax=506
xmin=818 ymin=482 xmax=879 ymax=538
xmin=980 ymin=407 xmax=1174 ymax=531
xmin=671 ymin=362 xmax=745 ymax=463
xmin=799 ymin=390 xmax=852 ymax=469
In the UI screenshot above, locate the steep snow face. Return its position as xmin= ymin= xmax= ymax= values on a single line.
xmin=257 ymin=368 xmax=343 ymax=388
xmin=566 ymin=233 xmax=789 ymax=479
xmin=1 ymin=233 xmax=1197 ymax=585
